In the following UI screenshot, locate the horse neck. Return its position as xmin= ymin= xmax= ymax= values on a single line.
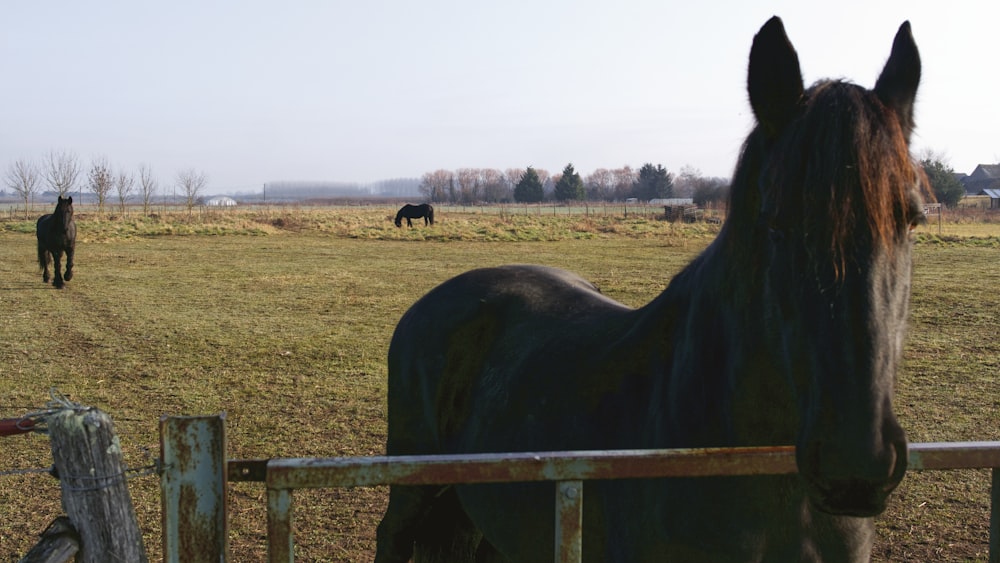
xmin=647 ymin=231 xmax=794 ymax=447
xmin=54 ymin=208 xmax=71 ymax=229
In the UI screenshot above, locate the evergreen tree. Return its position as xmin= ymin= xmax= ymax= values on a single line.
xmin=514 ymin=166 xmax=545 ymax=203
xmin=919 ymin=158 xmax=965 ymax=208
xmin=553 ymin=163 xmax=585 ymax=201
xmin=633 ymin=163 xmax=674 ymax=201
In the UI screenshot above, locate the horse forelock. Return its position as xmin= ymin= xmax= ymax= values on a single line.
xmin=731 ymin=80 xmax=922 ymax=279
xmin=56 ymin=197 xmax=74 ymax=224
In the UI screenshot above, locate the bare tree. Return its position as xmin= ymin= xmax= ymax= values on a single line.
xmin=418 ymin=169 xmax=453 ymax=202
xmin=87 ymin=156 xmax=114 ymax=214
xmin=44 ymin=150 xmax=81 ymax=197
xmin=676 ymin=165 xmax=730 ymax=208
xmin=115 ymin=170 xmax=135 ymax=216
xmin=138 ymin=164 xmax=158 ymax=216
xmin=585 ymin=168 xmax=615 ymax=201
xmin=455 ymin=168 xmax=481 ymax=204
xmin=4 ymin=158 xmax=41 ymax=218
xmin=176 ymin=168 xmax=207 ymax=212
xmin=612 ymin=166 xmax=637 ymax=201
xmin=479 ymin=168 xmax=507 ymax=202
xmin=673 ymin=165 xmax=703 ymax=198
xmin=917 ymin=147 xmax=950 ymax=164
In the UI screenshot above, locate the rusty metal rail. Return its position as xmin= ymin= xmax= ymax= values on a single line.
xmin=162 ymin=416 xmax=1000 ymax=563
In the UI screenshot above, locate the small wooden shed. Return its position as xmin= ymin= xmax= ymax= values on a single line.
xmin=980 ymin=189 xmax=1000 ymax=209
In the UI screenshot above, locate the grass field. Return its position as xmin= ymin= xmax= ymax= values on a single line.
xmin=0 ymin=207 xmax=998 ymax=561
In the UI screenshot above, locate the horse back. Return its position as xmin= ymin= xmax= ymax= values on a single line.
xmin=386 ymin=264 xmax=656 ymax=456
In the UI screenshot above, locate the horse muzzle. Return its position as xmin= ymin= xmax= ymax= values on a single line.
xmin=797 ymin=430 xmax=908 ymax=517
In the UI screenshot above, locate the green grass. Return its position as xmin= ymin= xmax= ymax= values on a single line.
xmin=0 ymin=207 xmax=998 ymax=561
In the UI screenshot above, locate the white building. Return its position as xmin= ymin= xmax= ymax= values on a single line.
xmin=205 ymin=196 xmax=237 ymax=207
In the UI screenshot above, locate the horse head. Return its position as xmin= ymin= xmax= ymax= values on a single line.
xmin=742 ymin=17 xmax=923 ymax=516
xmin=56 ymin=195 xmax=74 ymax=226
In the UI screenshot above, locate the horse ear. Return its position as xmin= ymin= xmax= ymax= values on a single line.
xmin=874 ymin=21 xmax=921 ymax=141
xmin=67 ymin=196 xmax=73 ymax=204
xmin=747 ymin=16 xmax=804 ymax=138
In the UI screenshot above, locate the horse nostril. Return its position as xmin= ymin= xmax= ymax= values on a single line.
xmin=797 ymin=433 xmax=909 ymax=514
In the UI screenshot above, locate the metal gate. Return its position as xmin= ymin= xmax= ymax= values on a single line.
xmin=160 ymin=415 xmax=1000 ymax=563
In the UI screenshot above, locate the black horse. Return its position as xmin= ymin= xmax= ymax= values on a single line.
xmin=377 ymin=17 xmax=925 ymax=562
xmin=36 ymin=196 xmax=77 ymax=289
xmin=395 ymin=203 xmax=434 ymax=227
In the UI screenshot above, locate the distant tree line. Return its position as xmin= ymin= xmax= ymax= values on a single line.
xmin=260 ymin=178 xmax=421 ymax=200
xmin=5 ymin=150 xmax=982 ymax=215
xmin=3 ymin=150 xmax=207 ymax=218
xmin=415 ymin=152 xmax=984 ymax=209
xmin=419 ymin=163 xmax=730 ymax=205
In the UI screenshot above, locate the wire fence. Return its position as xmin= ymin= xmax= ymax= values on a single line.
xmin=0 ymin=390 xmax=159 ymax=484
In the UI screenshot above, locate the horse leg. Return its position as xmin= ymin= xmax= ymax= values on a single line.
xmin=63 ymin=246 xmax=74 ymax=282
xmin=412 ymin=487 xmax=484 ymax=563
xmin=474 ymin=539 xmax=509 ymax=563
xmin=38 ymin=246 xmax=51 ymax=284
xmin=51 ymin=250 xmax=64 ymax=289
xmin=376 ymin=485 xmax=445 ymax=563
xmin=406 ymin=217 xmax=413 ymax=227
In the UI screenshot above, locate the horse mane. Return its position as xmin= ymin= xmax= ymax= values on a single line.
xmin=726 ymin=80 xmax=925 ymax=280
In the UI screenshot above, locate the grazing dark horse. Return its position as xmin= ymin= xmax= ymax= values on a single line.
xmin=36 ymin=196 xmax=77 ymax=289
xmin=395 ymin=203 xmax=435 ymax=227
xmin=377 ymin=17 xmax=924 ymax=562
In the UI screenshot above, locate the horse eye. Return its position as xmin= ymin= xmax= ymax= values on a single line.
xmin=904 ymin=212 xmax=926 ymax=240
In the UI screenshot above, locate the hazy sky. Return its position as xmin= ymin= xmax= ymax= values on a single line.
xmin=3 ymin=1 xmax=998 ymax=194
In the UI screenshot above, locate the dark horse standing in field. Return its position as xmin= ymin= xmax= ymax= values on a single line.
xmin=377 ymin=17 xmax=924 ymax=562
xmin=36 ymin=196 xmax=77 ymax=289
xmin=395 ymin=203 xmax=435 ymax=227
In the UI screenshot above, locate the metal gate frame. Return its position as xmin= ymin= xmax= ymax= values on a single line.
xmin=161 ymin=415 xmax=1000 ymax=563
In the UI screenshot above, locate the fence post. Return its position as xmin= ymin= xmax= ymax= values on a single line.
xmin=160 ymin=414 xmax=228 ymax=563
xmin=17 ymin=516 xmax=80 ymax=562
xmin=555 ymin=480 xmax=583 ymax=563
xmin=267 ymin=487 xmax=294 ymax=563
xmin=47 ymin=405 xmax=148 ymax=563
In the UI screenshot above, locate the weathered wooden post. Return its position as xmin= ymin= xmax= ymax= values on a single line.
xmin=47 ymin=404 xmax=148 ymax=563
xmin=17 ymin=516 xmax=80 ymax=563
